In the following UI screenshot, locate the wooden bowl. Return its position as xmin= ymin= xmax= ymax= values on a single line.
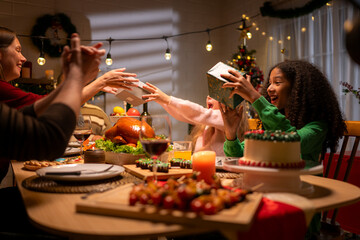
xmin=104 ymin=152 xmax=146 ymax=166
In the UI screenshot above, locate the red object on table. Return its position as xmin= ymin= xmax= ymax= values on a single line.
xmin=323 ymin=151 xmax=360 ymax=234
xmin=237 ymin=198 xmax=307 ymax=240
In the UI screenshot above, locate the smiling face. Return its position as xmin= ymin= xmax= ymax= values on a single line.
xmin=206 ymin=96 xmax=220 ymax=109
xmin=267 ymin=67 xmax=292 ymax=112
xmin=0 ymin=37 xmax=26 ymax=82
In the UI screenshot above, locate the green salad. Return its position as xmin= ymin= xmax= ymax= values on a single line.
xmin=95 ymin=139 xmax=146 ymax=155
xmin=95 ymin=139 xmax=173 ymax=155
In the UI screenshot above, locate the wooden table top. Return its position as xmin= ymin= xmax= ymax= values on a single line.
xmin=11 ymin=160 xmax=360 ymax=239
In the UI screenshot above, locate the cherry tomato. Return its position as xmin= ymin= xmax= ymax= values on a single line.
xmin=190 ymin=199 xmax=203 ymax=213
xmin=203 ymin=202 xmax=217 ymax=215
xmin=163 ymin=195 xmax=175 ymax=209
xmin=129 ymin=193 xmax=138 ymax=206
xmin=151 ymin=192 xmax=162 ymax=206
xmin=139 ymin=193 xmax=149 ymax=204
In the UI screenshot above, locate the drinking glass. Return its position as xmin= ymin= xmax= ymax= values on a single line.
xmin=139 ymin=115 xmax=171 ymax=182
xmin=73 ymin=114 xmax=92 ymax=159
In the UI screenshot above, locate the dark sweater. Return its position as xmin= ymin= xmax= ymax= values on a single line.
xmin=0 ymin=103 xmax=76 ymax=179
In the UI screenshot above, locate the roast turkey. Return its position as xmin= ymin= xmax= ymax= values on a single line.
xmin=105 ymin=117 xmax=154 ymax=144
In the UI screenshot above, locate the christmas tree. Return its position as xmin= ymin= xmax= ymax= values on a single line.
xmin=227 ymin=44 xmax=264 ymax=91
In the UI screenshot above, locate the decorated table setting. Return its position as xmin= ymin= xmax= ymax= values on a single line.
xmin=11 ymin=121 xmax=360 ymax=239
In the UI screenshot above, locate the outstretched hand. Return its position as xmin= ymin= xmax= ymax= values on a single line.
xmin=99 ymin=68 xmax=139 ymax=91
xmin=221 ymin=69 xmax=261 ymax=103
xmin=142 ymin=82 xmax=171 ymax=105
xmin=219 ymin=103 xmax=243 ymax=141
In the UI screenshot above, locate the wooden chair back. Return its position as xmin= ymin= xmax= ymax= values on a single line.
xmin=320 ymin=121 xmax=360 ymax=227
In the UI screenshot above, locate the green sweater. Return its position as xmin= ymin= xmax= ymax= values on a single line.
xmin=224 ymin=96 xmax=327 ymax=168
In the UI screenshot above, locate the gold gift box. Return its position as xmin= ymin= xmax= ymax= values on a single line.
xmin=207 ymin=62 xmax=244 ymax=109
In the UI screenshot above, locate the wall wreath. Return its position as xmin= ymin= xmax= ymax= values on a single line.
xmin=260 ymin=0 xmax=331 ymax=19
xmin=31 ymin=13 xmax=77 ymax=58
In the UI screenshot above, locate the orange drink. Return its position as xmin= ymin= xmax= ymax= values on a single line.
xmin=173 ymin=150 xmax=192 ymax=160
xmin=192 ymin=151 xmax=216 ymax=184
xmin=173 ymin=141 xmax=192 ymax=160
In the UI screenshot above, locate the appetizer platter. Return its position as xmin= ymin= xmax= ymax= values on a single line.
xmin=76 ymin=175 xmax=262 ymax=230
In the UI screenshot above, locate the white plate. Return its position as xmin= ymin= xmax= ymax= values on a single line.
xmin=36 ymin=164 xmax=124 ymax=181
xmin=223 ymin=159 xmax=323 ymax=176
xmin=63 ymin=147 xmax=81 ymax=156
xmin=215 ymin=157 xmax=238 ymax=169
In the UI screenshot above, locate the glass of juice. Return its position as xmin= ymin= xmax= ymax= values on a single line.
xmin=173 ymin=141 xmax=192 ymax=160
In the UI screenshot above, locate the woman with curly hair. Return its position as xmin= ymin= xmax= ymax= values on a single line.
xmin=220 ymin=60 xmax=346 ymax=169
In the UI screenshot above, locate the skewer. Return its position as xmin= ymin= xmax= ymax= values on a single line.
xmin=249 ymin=183 xmax=264 ymax=192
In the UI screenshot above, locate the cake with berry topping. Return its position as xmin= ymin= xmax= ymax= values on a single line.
xmin=239 ymin=130 xmax=305 ymax=169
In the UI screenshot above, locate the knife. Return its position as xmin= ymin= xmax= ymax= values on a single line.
xmin=44 ymin=165 xmax=114 ymax=176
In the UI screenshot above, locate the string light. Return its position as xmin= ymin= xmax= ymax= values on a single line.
xmin=164 ymin=37 xmax=171 ymax=60
xmin=205 ymin=29 xmax=213 ymax=52
xmin=247 ymin=31 xmax=252 ymax=39
xmin=278 ymin=40 xmax=282 ymax=44
xmin=37 ymin=38 xmax=46 ymax=66
xmin=269 ymin=36 xmax=273 ymax=41
xmin=287 ymin=36 xmax=291 ymax=40
xmin=262 ymin=32 xmax=266 ymax=36
xmin=105 ymin=37 xmax=113 ymax=66
xmin=237 ymin=16 xmax=252 ymax=40
xmin=301 ymin=27 xmax=307 ymax=32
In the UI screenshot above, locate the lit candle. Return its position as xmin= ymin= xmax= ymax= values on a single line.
xmin=192 ymin=151 xmax=216 ymax=184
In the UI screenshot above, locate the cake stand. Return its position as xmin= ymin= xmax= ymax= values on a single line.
xmin=223 ymin=159 xmax=323 ymax=195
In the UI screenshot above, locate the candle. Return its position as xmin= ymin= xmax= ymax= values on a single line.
xmin=192 ymin=151 xmax=216 ymax=184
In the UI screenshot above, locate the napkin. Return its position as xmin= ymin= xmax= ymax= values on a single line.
xmin=222 ymin=193 xmax=315 ymax=240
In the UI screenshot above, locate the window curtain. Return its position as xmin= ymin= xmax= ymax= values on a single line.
xmin=265 ymin=0 xmax=360 ymax=121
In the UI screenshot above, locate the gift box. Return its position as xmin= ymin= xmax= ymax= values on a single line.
xmin=207 ymin=62 xmax=244 ymax=109
xmin=115 ymin=80 xmax=150 ymax=107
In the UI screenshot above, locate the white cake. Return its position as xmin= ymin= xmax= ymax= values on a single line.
xmin=239 ymin=130 xmax=305 ymax=169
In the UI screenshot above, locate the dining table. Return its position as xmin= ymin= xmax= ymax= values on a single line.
xmin=11 ymin=160 xmax=360 ymax=240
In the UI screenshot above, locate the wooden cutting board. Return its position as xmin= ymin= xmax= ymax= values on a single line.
xmin=123 ymin=164 xmax=193 ymax=180
xmin=76 ymin=183 xmax=262 ymax=231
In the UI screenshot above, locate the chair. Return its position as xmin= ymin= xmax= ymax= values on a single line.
xmin=319 ymin=121 xmax=360 ymax=238
xmin=80 ymin=103 xmax=112 ymax=136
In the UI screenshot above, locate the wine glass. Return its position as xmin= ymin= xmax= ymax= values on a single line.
xmin=73 ymin=114 xmax=93 ymax=159
xmin=139 ymin=115 xmax=171 ymax=182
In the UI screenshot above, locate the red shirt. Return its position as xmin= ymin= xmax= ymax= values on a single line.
xmin=0 ymin=80 xmax=45 ymax=109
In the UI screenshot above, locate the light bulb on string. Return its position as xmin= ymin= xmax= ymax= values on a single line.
xmin=205 ymin=29 xmax=213 ymax=51
xmin=37 ymin=38 xmax=46 ymax=66
xmin=105 ymin=52 xmax=113 ymax=66
xmin=105 ymin=37 xmax=113 ymax=66
xmin=246 ymin=31 xmax=252 ymax=39
xmin=165 ymin=48 xmax=171 ymax=60
xmin=164 ymin=37 xmax=171 ymax=60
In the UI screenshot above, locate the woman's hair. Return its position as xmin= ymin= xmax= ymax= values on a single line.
xmin=0 ymin=26 xmax=16 ymax=49
xmin=261 ymin=60 xmax=346 ymax=151
xmin=0 ymin=27 xmax=17 ymax=80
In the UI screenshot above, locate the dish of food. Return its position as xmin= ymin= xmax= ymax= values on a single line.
xmin=23 ymin=156 xmax=84 ymax=171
